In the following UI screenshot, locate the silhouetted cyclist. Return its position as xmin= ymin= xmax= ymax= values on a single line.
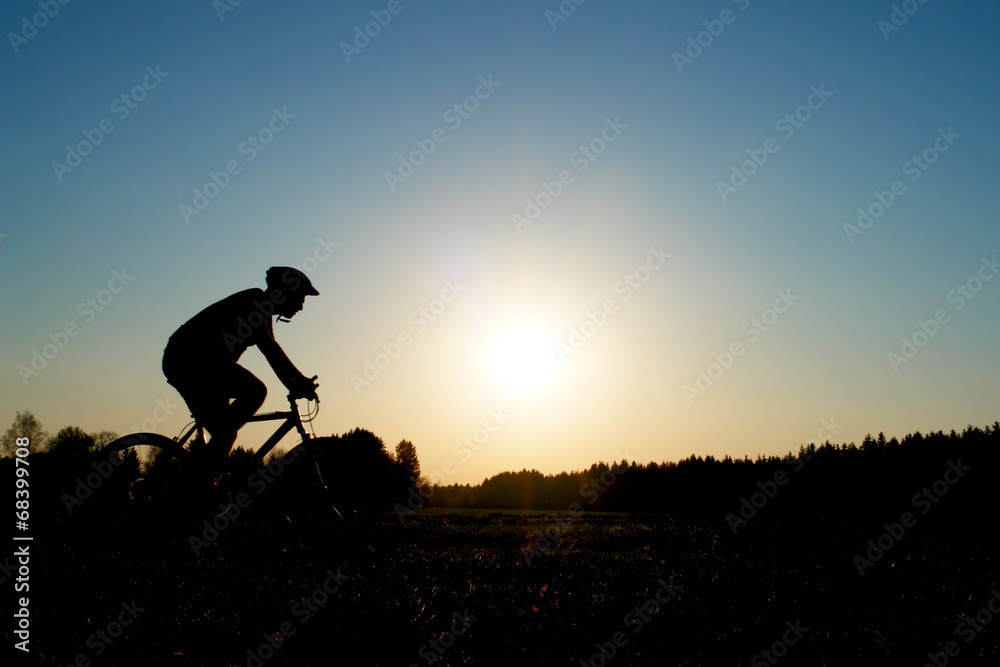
xmin=162 ymin=267 xmax=319 ymax=465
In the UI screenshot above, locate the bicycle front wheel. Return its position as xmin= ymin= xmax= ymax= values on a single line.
xmin=280 ymin=437 xmax=383 ymax=530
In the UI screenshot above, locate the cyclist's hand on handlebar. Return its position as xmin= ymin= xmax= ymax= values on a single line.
xmin=291 ymin=374 xmax=319 ymax=401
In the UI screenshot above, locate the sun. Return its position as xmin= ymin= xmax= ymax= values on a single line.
xmin=489 ymin=323 xmax=560 ymax=393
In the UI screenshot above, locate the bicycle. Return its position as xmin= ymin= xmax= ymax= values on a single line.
xmin=99 ymin=378 xmax=375 ymax=527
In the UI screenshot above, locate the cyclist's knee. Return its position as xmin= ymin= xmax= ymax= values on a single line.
xmin=247 ymin=376 xmax=267 ymax=408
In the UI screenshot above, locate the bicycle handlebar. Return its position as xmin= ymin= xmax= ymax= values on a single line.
xmin=291 ymin=375 xmax=320 ymax=402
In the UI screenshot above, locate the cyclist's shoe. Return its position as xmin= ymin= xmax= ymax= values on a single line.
xmin=186 ymin=432 xmax=235 ymax=483
xmin=207 ymin=432 xmax=237 ymax=470
xmin=216 ymin=432 xmax=238 ymax=456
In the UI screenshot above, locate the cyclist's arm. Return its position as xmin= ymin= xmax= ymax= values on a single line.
xmin=257 ymin=319 xmax=307 ymax=391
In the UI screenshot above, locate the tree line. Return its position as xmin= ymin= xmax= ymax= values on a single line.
xmin=6 ymin=409 xmax=997 ymax=521
xmin=417 ymin=423 xmax=999 ymax=521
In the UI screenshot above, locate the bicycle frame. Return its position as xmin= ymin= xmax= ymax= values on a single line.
xmin=172 ymin=394 xmax=314 ymax=465
xmin=246 ymin=395 xmax=314 ymax=463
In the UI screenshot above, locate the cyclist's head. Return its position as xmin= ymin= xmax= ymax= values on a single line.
xmin=265 ymin=266 xmax=319 ymax=318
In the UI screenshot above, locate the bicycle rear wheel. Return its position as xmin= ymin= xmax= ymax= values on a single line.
xmin=99 ymin=432 xmax=187 ymax=505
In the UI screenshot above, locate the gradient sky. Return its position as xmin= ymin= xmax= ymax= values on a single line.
xmin=3 ymin=0 xmax=998 ymax=485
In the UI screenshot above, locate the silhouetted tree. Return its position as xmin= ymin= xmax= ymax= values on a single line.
xmin=2 ymin=410 xmax=49 ymax=456
xmin=341 ymin=427 xmax=393 ymax=464
xmin=393 ymin=439 xmax=421 ymax=487
xmin=48 ymin=426 xmax=96 ymax=460
xmin=91 ymin=430 xmax=119 ymax=450
xmin=338 ymin=428 xmax=395 ymax=507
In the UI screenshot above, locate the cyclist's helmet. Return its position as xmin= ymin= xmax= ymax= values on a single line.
xmin=265 ymin=266 xmax=320 ymax=296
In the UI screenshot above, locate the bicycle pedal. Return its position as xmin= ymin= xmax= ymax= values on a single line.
xmin=213 ymin=471 xmax=234 ymax=489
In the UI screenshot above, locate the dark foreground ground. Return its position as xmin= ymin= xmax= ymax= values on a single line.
xmin=9 ymin=498 xmax=1000 ymax=666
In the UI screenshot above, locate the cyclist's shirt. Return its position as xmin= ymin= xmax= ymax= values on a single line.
xmin=167 ymin=288 xmax=276 ymax=362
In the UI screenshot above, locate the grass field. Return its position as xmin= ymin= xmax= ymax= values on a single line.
xmin=17 ymin=501 xmax=999 ymax=666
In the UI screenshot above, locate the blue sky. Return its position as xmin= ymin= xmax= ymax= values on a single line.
xmin=3 ymin=0 xmax=998 ymax=484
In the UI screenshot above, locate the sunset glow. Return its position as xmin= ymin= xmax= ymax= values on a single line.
xmin=2 ymin=1 xmax=998 ymax=488
xmin=488 ymin=323 xmax=560 ymax=394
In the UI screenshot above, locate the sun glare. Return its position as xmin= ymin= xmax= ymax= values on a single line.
xmin=489 ymin=324 xmax=560 ymax=393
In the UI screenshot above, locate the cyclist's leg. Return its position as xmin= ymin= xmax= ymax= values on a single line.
xmin=208 ymin=362 xmax=267 ymax=452
xmin=164 ymin=349 xmax=266 ymax=459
